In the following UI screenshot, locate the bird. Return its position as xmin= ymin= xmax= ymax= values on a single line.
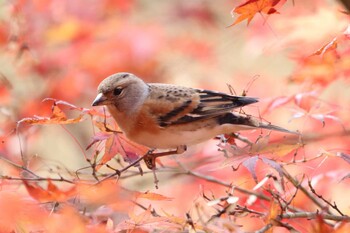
xmin=92 ymin=72 xmax=297 ymax=168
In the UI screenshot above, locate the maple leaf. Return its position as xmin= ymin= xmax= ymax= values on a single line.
xmin=290 ymin=49 xmax=339 ymax=86
xmin=310 ymin=215 xmax=333 ymax=233
xmin=265 ymin=201 xmax=281 ymax=228
xmin=116 ymin=206 xmax=179 ymax=232
xmin=45 ymin=98 xmax=105 ymax=117
xmin=87 ymin=122 xmax=148 ymax=169
xmin=229 ymin=0 xmax=286 ymax=26
xmin=23 ymin=179 xmax=76 ymax=202
xmin=261 ymin=157 xmax=283 ymax=178
xmin=17 ymin=101 xmax=83 ymax=125
xmin=77 ymin=180 xmax=132 ymax=211
xmin=243 ymin=155 xmax=259 ymax=183
xmin=0 ymin=191 xmax=48 ymax=232
xmin=135 ymin=191 xmax=173 ymax=201
xmin=263 ymin=96 xmax=294 ymax=115
xmin=290 ymin=25 xmax=350 ymax=86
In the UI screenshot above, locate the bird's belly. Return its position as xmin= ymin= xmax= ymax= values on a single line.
xmin=128 ymin=127 xmax=222 ymax=149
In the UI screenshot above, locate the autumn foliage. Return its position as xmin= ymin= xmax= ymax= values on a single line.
xmin=1 ymin=0 xmax=350 ymax=232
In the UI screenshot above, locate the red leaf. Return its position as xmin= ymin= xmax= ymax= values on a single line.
xmin=87 ymin=126 xmax=148 ymax=169
xmin=243 ymin=156 xmax=259 ymax=183
xmin=0 ymin=191 xmax=47 ymax=232
xmin=18 ymin=102 xmax=83 ymax=125
xmin=45 ymin=98 xmax=106 ymax=117
xmin=229 ymin=0 xmax=286 ymax=26
xmin=289 ymin=26 xmax=350 ymax=86
xmin=135 ymin=191 xmax=173 ymax=201
xmin=310 ymin=113 xmax=342 ymax=128
xmin=261 ymin=157 xmax=283 ymax=178
xmin=263 ymin=96 xmax=294 ymax=114
xmin=23 ymin=179 xmax=76 ymax=202
xmin=294 ymin=92 xmax=318 ymax=112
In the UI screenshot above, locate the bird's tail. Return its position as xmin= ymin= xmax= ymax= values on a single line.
xmin=218 ymin=112 xmax=299 ymax=135
xmin=257 ymin=122 xmax=299 ymax=135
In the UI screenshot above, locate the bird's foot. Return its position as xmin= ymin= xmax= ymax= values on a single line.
xmin=143 ymin=145 xmax=187 ymax=169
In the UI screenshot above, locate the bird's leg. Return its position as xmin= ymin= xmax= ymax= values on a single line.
xmin=231 ymin=133 xmax=253 ymax=146
xmin=143 ymin=145 xmax=187 ymax=169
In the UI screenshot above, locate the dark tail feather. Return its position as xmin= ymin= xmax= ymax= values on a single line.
xmin=234 ymin=96 xmax=259 ymax=107
xmin=258 ymin=122 xmax=299 ymax=135
xmin=218 ymin=113 xmax=299 ymax=135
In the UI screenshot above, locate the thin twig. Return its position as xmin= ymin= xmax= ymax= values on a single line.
xmin=281 ymin=167 xmax=330 ymax=214
xmin=281 ymin=212 xmax=350 ymax=222
xmin=255 ymin=223 xmax=273 ymax=233
xmin=96 ymin=153 xmax=146 ymax=183
xmin=0 ymin=154 xmax=40 ymax=178
xmin=308 ymin=180 xmax=345 ymax=216
xmin=177 ymin=162 xmax=270 ymax=201
xmin=60 ymin=125 xmax=88 ymax=159
xmin=131 ymin=200 xmax=160 ymax=217
xmin=1 ymin=175 xmax=75 ymax=184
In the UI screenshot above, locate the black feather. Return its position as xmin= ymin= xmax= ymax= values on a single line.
xmin=194 ymin=90 xmax=258 ymax=115
xmin=159 ymin=100 xmax=192 ymax=126
xmin=158 ymin=90 xmax=258 ymax=127
xmin=217 ymin=112 xmax=253 ymax=126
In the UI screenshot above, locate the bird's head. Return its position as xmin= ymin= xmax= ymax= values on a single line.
xmin=92 ymin=72 xmax=149 ymax=112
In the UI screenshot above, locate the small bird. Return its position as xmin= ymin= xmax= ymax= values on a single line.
xmin=92 ymin=72 xmax=297 ymax=166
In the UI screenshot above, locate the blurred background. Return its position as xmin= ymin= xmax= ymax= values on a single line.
xmin=0 ymin=0 xmax=350 ymax=231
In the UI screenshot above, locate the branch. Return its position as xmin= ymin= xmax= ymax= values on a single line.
xmin=96 ymin=153 xmax=147 ymax=183
xmin=308 ymin=180 xmax=345 ymax=216
xmin=177 ymin=162 xmax=270 ymax=201
xmin=255 ymin=224 xmax=273 ymax=233
xmin=281 ymin=212 xmax=350 ymax=222
xmin=1 ymin=175 xmax=75 ymax=184
xmin=281 ymin=167 xmax=331 ymax=213
xmin=0 ymin=154 xmax=40 ymax=178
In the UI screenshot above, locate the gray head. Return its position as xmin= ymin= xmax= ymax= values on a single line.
xmin=92 ymin=72 xmax=149 ymax=113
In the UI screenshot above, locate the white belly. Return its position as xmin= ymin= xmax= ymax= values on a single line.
xmin=128 ymin=124 xmax=252 ymax=149
xmin=130 ymin=128 xmax=214 ymax=149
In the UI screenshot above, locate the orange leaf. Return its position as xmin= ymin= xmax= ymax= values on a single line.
xmin=312 ymin=38 xmax=338 ymax=57
xmin=23 ymin=179 xmax=76 ymax=202
xmin=290 ymin=50 xmax=339 ymax=86
xmin=290 ymin=26 xmax=350 ymax=86
xmin=229 ymin=0 xmax=286 ymax=26
xmin=88 ymin=122 xmax=148 ymax=169
xmin=0 ymin=191 xmax=47 ymax=232
xmin=253 ymin=142 xmax=303 ymax=157
xmin=77 ymin=180 xmax=131 ymax=211
xmin=310 ymin=215 xmax=333 ymax=233
xmin=265 ymin=200 xmax=280 ymax=227
xmin=44 ymin=206 xmax=86 ymax=233
xmin=18 ymin=102 xmax=83 ymax=125
xmin=118 ymin=206 xmax=180 ymax=231
xmin=135 ymin=191 xmax=173 ymax=201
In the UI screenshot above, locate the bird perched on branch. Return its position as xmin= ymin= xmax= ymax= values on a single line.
xmin=92 ymin=72 xmax=297 ymax=168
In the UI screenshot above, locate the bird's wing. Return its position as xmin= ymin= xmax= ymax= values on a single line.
xmin=145 ymin=84 xmax=258 ymax=127
xmin=192 ymin=89 xmax=258 ymax=116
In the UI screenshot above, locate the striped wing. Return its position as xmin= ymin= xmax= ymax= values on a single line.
xmin=155 ymin=87 xmax=258 ymax=127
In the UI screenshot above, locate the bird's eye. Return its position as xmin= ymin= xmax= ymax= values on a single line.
xmin=113 ymin=87 xmax=123 ymax=96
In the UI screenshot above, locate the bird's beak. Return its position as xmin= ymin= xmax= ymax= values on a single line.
xmin=92 ymin=93 xmax=107 ymax=106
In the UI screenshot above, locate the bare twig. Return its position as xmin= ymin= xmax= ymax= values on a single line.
xmin=0 ymin=154 xmax=40 ymax=178
xmin=177 ymin=162 xmax=270 ymax=201
xmin=281 ymin=212 xmax=350 ymax=222
xmin=255 ymin=223 xmax=273 ymax=233
xmin=1 ymin=175 xmax=75 ymax=184
xmin=96 ymin=153 xmax=147 ymax=183
xmin=308 ymin=180 xmax=345 ymax=216
xmin=131 ymin=200 xmax=160 ymax=217
xmin=281 ymin=167 xmax=330 ymax=213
